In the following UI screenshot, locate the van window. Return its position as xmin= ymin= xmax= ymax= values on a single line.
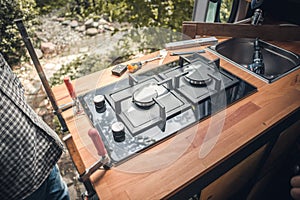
xmin=205 ymin=0 xmax=237 ymax=23
xmin=220 ymin=0 xmax=235 ymax=22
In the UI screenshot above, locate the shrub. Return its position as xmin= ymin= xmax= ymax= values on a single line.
xmin=68 ymin=0 xmax=194 ymax=32
xmin=0 ymin=0 xmax=37 ymax=67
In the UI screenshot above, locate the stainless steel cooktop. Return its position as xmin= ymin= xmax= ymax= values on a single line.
xmin=79 ymin=53 xmax=257 ymax=164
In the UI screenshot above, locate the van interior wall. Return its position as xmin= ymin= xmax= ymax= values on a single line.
xmin=263 ymin=0 xmax=300 ymax=25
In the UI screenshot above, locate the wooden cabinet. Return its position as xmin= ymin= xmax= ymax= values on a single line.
xmin=247 ymin=120 xmax=300 ymax=199
xmin=200 ymin=145 xmax=267 ymax=200
xmin=200 ymin=120 xmax=300 ymax=200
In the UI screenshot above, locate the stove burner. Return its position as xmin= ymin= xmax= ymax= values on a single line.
xmin=184 ymin=64 xmax=212 ymax=86
xmin=78 ymin=53 xmax=257 ymax=164
xmin=132 ymin=83 xmax=168 ymax=108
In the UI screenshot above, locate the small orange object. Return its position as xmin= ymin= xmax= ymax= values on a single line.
xmin=127 ymin=62 xmax=142 ymax=73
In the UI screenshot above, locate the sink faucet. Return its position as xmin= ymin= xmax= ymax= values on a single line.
xmin=251 ymin=8 xmax=263 ymax=25
xmin=248 ymin=38 xmax=265 ymax=74
xmin=234 ymin=0 xmax=264 ymax=25
xmin=251 ymin=0 xmax=264 ymax=25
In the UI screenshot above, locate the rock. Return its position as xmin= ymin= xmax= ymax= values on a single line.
xmin=37 ymin=107 xmax=48 ymax=116
xmin=70 ymin=20 xmax=79 ymax=28
xmin=51 ymin=16 xmax=58 ymax=21
xmin=112 ymin=22 xmax=122 ymax=30
xmin=76 ymin=25 xmax=86 ymax=32
xmin=79 ymin=47 xmax=89 ymax=53
xmin=34 ymin=48 xmax=43 ymax=59
xmin=84 ymin=18 xmax=94 ymax=29
xmin=56 ymin=17 xmax=65 ymax=22
xmin=98 ymin=18 xmax=109 ymax=25
xmin=35 ymin=90 xmax=47 ymax=103
xmin=35 ymin=31 xmax=48 ymax=42
xmin=43 ymin=63 xmax=61 ymax=78
xmin=39 ymin=99 xmax=49 ymax=108
xmin=98 ymin=27 xmax=105 ymax=34
xmin=24 ymin=81 xmax=42 ymax=96
xmin=42 ymin=113 xmax=53 ymax=126
xmin=67 ymin=185 xmax=77 ymax=200
xmin=25 ymin=95 xmax=35 ymax=107
xmin=41 ymin=42 xmax=56 ymax=54
xmin=103 ymin=24 xmax=115 ymax=31
xmin=101 ymin=13 xmax=109 ymax=21
xmin=26 ymin=91 xmax=46 ymax=108
xmin=39 ymin=37 xmax=48 ymax=43
xmin=44 ymin=63 xmax=56 ymax=70
xmin=62 ymin=20 xmax=71 ymax=26
xmin=86 ymin=28 xmax=98 ymax=36
xmin=98 ymin=24 xmax=104 ymax=31
xmin=92 ymin=22 xmax=99 ymax=28
xmin=63 ymin=176 xmax=74 ymax=187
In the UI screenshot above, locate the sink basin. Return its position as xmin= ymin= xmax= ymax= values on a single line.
xmin=210 ymin=38 xmax=300 ymax=83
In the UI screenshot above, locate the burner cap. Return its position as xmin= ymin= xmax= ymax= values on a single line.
xmin=184 ymin=64 xmax=212 ymax=86
xmin=132 ymin=83 xmax=167 ymax=107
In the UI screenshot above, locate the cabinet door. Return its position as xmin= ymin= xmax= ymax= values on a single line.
xmin=247 ymin=120 xmax=300 ymax=199
xmin=260 ymin=121 xmax=300 ymax=176
xmin=200 ymin=145 xmax=267 ymax=200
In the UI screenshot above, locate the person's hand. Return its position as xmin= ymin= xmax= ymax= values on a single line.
xmin=291 ymin=175 xmax=300 ymax=200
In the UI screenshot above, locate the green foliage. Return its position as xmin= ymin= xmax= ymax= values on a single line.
xmin=50 ymin=53 xmax=111 ymax=86
xmin=35 ymin=0 xmax=71 ymax=14
xmin=220 ymin=0 xmax=234 ymax=22
xmin=0 ymin=0 xmax=37 ymax=66
xmin=70 ymin=0 xmax=194 ymax=32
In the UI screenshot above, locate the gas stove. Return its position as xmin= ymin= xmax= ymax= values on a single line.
xmin=78 ymin=53 xmax=257 ymax=164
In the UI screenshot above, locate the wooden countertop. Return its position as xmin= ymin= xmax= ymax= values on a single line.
xmin=52 ymin=40 xmax=300 ymax=200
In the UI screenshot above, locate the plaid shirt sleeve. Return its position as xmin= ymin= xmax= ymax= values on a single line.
xmin=0 ymin=54 xmax=64 ymax=200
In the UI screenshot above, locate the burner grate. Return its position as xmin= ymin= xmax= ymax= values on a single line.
xmin=106 ymin=76 xmax=191 ymax=136
xmin=78 ymin=53 xmax=257 ymax=164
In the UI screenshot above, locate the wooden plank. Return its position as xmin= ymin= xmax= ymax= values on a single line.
xmin=63 ymin=134 xmax=86 ymax=174
xmin=182 ymin=23 xmax=197 ymax=40
xmin=182 ymin=22 xmax=300 ymax=41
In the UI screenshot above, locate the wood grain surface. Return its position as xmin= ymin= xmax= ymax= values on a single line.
xmin=182 ymin=22 xmax=300 ymax=41
xmin=52 ymin=40 xmax=300 ymax=200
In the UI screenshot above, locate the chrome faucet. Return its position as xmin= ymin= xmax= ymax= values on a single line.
xmin=251 ymin=0 xmax=264 ymax=25
xmin=234 ymin=0 xmax=264 ymax=25
xmin=251 ymin=8 xmax=264 ymax=25
xmin=248 ymin=38 xmax=265 ymax=75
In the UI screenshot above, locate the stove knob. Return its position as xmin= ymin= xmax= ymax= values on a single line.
xmin=94 ymin=95 xmax=106 ymax=111
xmin=111 ymin=122 xmax=125 ymax=142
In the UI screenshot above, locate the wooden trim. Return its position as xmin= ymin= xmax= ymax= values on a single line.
xmin=63 ymin=134 xmax=86 ymax=174
xmin=182 ymin=23 xmax=197 ymax=40
xmin=182 ymin=22 xmax=300 ymax=41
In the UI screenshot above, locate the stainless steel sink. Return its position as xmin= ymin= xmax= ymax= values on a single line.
xmin=209 ymin=38 xmax=300 ymax=83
